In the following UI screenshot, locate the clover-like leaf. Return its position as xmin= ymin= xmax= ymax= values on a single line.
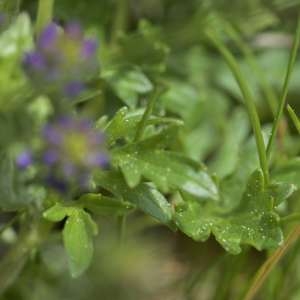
xmin=174 ymin=170 xmax=283 ymax=254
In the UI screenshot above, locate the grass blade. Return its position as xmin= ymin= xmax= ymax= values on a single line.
xmin=266 ymin=16 xmax=300 ymax=158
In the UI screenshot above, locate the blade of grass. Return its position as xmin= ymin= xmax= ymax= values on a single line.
xmin=287 ymin=104 xmax=300 ymax=134
xmin=207 ymin=31 xmax=269 ymax=185
xmin=243 ymin=225 xmax=300 ymax=300
xmin=266 ymin=16 xmax=300 ymax=158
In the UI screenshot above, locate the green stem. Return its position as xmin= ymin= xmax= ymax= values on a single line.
xmin=111 ymin=0 xmax=129 ymax=43
xmin=224 ymin=23 xmax=278 ymax=116
xmin=134 ymin=88 xmax=164 ymax=142
xmin=266 ymin=16 xmax=300 ymax=158
xmin=35 ymin=0 xmax=54 ymax=35
xmin=243 ymin=225 xmax=300 ymax=300
xmin=117 ymin=215 xmax=127 ymax=244
xmin=207 ymin=32 xmax=270 ymax=185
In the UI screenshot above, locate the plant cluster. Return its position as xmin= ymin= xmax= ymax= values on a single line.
xmin=0 ymin=0 xmax=300 ymax=299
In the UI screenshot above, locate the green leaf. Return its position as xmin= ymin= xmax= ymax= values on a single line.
xmin=103 ymin=107 xmax=182 ymax=146
xmin=103 ymin=107 xmax=142 ymax=145
xmin=102 ymin=67 xmax=153 ymax=108
xmin=79 ymin=193 xmax=134 ymax=216
xmin=112 ymin=20 xmax=169 ymax=74
xmin=112 ymin=130 xmax=219 ymax=201
xmin=174 ymin=170 xmax=283 ymax=254
xmin=209 ymin=109 xmax=250 ymax=178
xmin=0 ymin=13 xmax=33 ymax=109
xmin=160 ymin=81 xmax=201 ymax=125
xmin=268 ymin=182 xmax=297 ymax=207
xmin=95 ymin=171 xmax=172 ymax=224
xmin=43 ymin=203 xmax=73 ymax=222
xmin=219 ymin=132 xmax=264 ymax=210
xmin=0 ymin=13 xmax=32 ymax=58
xmin=63 ymin=209 xmax=98 ymax=278
xmin=272 ymin=158 xmax=300 ymax=188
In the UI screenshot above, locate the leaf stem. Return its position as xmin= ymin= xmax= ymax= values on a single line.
xmin=207 ymin=32 xmax=270 ymax=185
xmin=266 ymin=16 xmax=300 ymax=158
xmin=35 ymin=0 xmax=54 ymax=35
xmin=117 ymin=215 xmax=127 ymax=244
xmin=134 ymin=88 xmax=164 ymax=142
xmin=243 ymin=225 xmax=300 ymax=300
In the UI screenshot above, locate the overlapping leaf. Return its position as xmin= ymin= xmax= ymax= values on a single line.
xmin=112 ymin=128 xmax=219 ymax=201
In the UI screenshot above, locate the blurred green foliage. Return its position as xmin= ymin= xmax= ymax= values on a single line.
xmin=0 ymin=0 xmax=300 ymax=300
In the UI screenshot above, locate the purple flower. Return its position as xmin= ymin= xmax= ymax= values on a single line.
xmin=37 ymin=23 xmax=59 ymax=51
xmin=23 ymin=52 xmax=45 ymax=71
xmin=41 ymin=116 xmax=109 ymax=192
xmin=82 ymin=39 xmax=98 ymax=59
xmin=23 ymin=22 xmax=99 ymax=98
xmin=16 ymin=151 xmax=33 ymax=169
xmin=64 ymin=81 xmax=85 ymax=98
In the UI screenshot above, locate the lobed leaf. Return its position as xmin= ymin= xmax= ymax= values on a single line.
xmin=174 ymin=170 xmax=283 ymax=254
xmin=112 ymin=129 xmax=219 ymax=201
